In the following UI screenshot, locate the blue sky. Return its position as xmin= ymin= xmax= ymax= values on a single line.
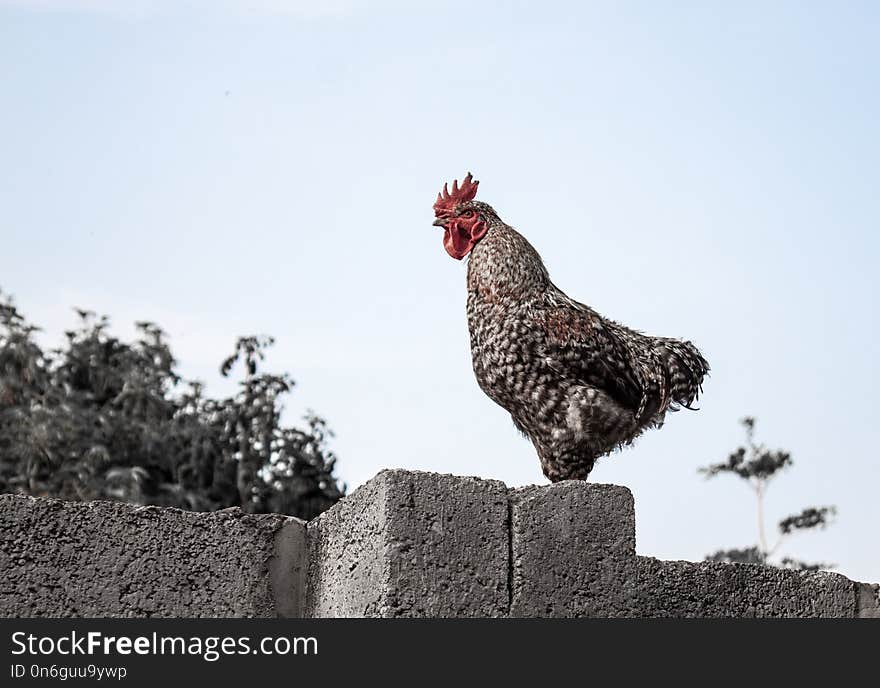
xmin=1 ymin=1 xmax=878 ymax=582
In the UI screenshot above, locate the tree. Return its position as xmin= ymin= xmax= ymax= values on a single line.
xmin=0 ymin=287 xmax=345 ymax=520
xmin=698 ymin=417 xmax=835 ymax=571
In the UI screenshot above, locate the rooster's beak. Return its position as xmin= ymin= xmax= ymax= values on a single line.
xmin=433 ymin=218 xmax=447 ymax=228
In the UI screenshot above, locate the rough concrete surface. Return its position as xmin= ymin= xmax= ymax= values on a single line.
xmin=856 ymin=583 xmax=880 ymax=618
xmin=307 ymin=469 xmax=509 ymax=617
xmin=0 ymin=494 xmax=307 ymax=618
xmin=509 ymin=481 xmax=636 ymax=617
xmin=2 ymin=470 xmax=875 ymax=618
xmin=629 ymin=557 xmax=857 ymax=618
xmin=305 ymin=469 xmax=389 ymax=617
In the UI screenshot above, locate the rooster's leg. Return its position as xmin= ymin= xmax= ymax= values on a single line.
xmin=539 ymin=449 xmax=597 ymax=482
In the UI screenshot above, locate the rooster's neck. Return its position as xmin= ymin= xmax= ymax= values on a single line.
xmin=466 ymin=221 xmax=550 ymax=301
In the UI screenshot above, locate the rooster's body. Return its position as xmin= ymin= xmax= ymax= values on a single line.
xmin=433 ymin=174 xmax=709 ymax=481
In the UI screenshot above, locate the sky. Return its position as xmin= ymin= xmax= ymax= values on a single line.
xmin=1 ymin=1 xmax=878 ymax=582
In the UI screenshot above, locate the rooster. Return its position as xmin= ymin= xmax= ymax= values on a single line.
xmin=433 ymin=173 xmax=709 ymax=481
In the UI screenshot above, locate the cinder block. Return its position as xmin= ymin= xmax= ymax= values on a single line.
xmin=0 ymin=494 xmax=307 ymax=618
xmin=857 ymin=583 xmax=880 ymax=618
xmin=509 ymin=481 xmax=636 ymax=617
xmin=306 ymin=469 xmax=509 ymax=617
xmin=630 ymin=557 xmax=856 ymax=618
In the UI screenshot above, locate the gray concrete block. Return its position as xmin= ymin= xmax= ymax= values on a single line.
xmin=629 ymin=557 xmax=856 ymax=618
xmin=305 ymin=470 xmax=388 ymax=617
xmin=856 ymin=583 xmax=880 ymax=618
xmin=509 ymin=481 xmax=636 ymax=617
xmin=306 ymin=469 xmax=509 ymax=617
xmin=0 ymin=494 xmax=307 ymax=618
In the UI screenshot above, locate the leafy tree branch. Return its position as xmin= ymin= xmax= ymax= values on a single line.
xmin=0 ymin=287 xmax=345 ymax=520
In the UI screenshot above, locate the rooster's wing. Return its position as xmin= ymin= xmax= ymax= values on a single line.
xmin=534 ymin=291 xmax=646 ymax=413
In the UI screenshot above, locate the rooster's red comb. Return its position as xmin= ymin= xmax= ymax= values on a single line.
xmin=433 ymin=173 xmax=479 ymax=216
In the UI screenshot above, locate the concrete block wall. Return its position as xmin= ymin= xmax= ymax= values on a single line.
xmin=0 ymin=470 xmax=876 ymax=618
xmin=0 ymin=494 xmax=306 ymax=617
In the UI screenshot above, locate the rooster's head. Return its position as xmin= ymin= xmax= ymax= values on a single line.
xmin=432 ymin=172 xmax=491 ymax=260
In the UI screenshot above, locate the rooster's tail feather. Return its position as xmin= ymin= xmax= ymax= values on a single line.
xmin=656 ymin=339 xmax=709 ymax=410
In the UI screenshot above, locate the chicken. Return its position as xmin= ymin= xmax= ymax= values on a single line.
xmin=432 ymin=173 xmax=709 ymax=481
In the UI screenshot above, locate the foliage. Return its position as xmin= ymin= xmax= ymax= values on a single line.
xmin=699 ymin=417 xmax=835 ymax=570
xmin=0 ymin=288 xmax=345 ymax=520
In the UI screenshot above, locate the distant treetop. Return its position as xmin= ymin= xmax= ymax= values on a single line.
xmin=700 ymin=416 xmax=835 ymax=571
xmin=0 ymin=287 xmax=345 ymax=520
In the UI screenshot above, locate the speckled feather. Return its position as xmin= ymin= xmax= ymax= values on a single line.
xmin=460 ymin=200 xmax=709 ymax=481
